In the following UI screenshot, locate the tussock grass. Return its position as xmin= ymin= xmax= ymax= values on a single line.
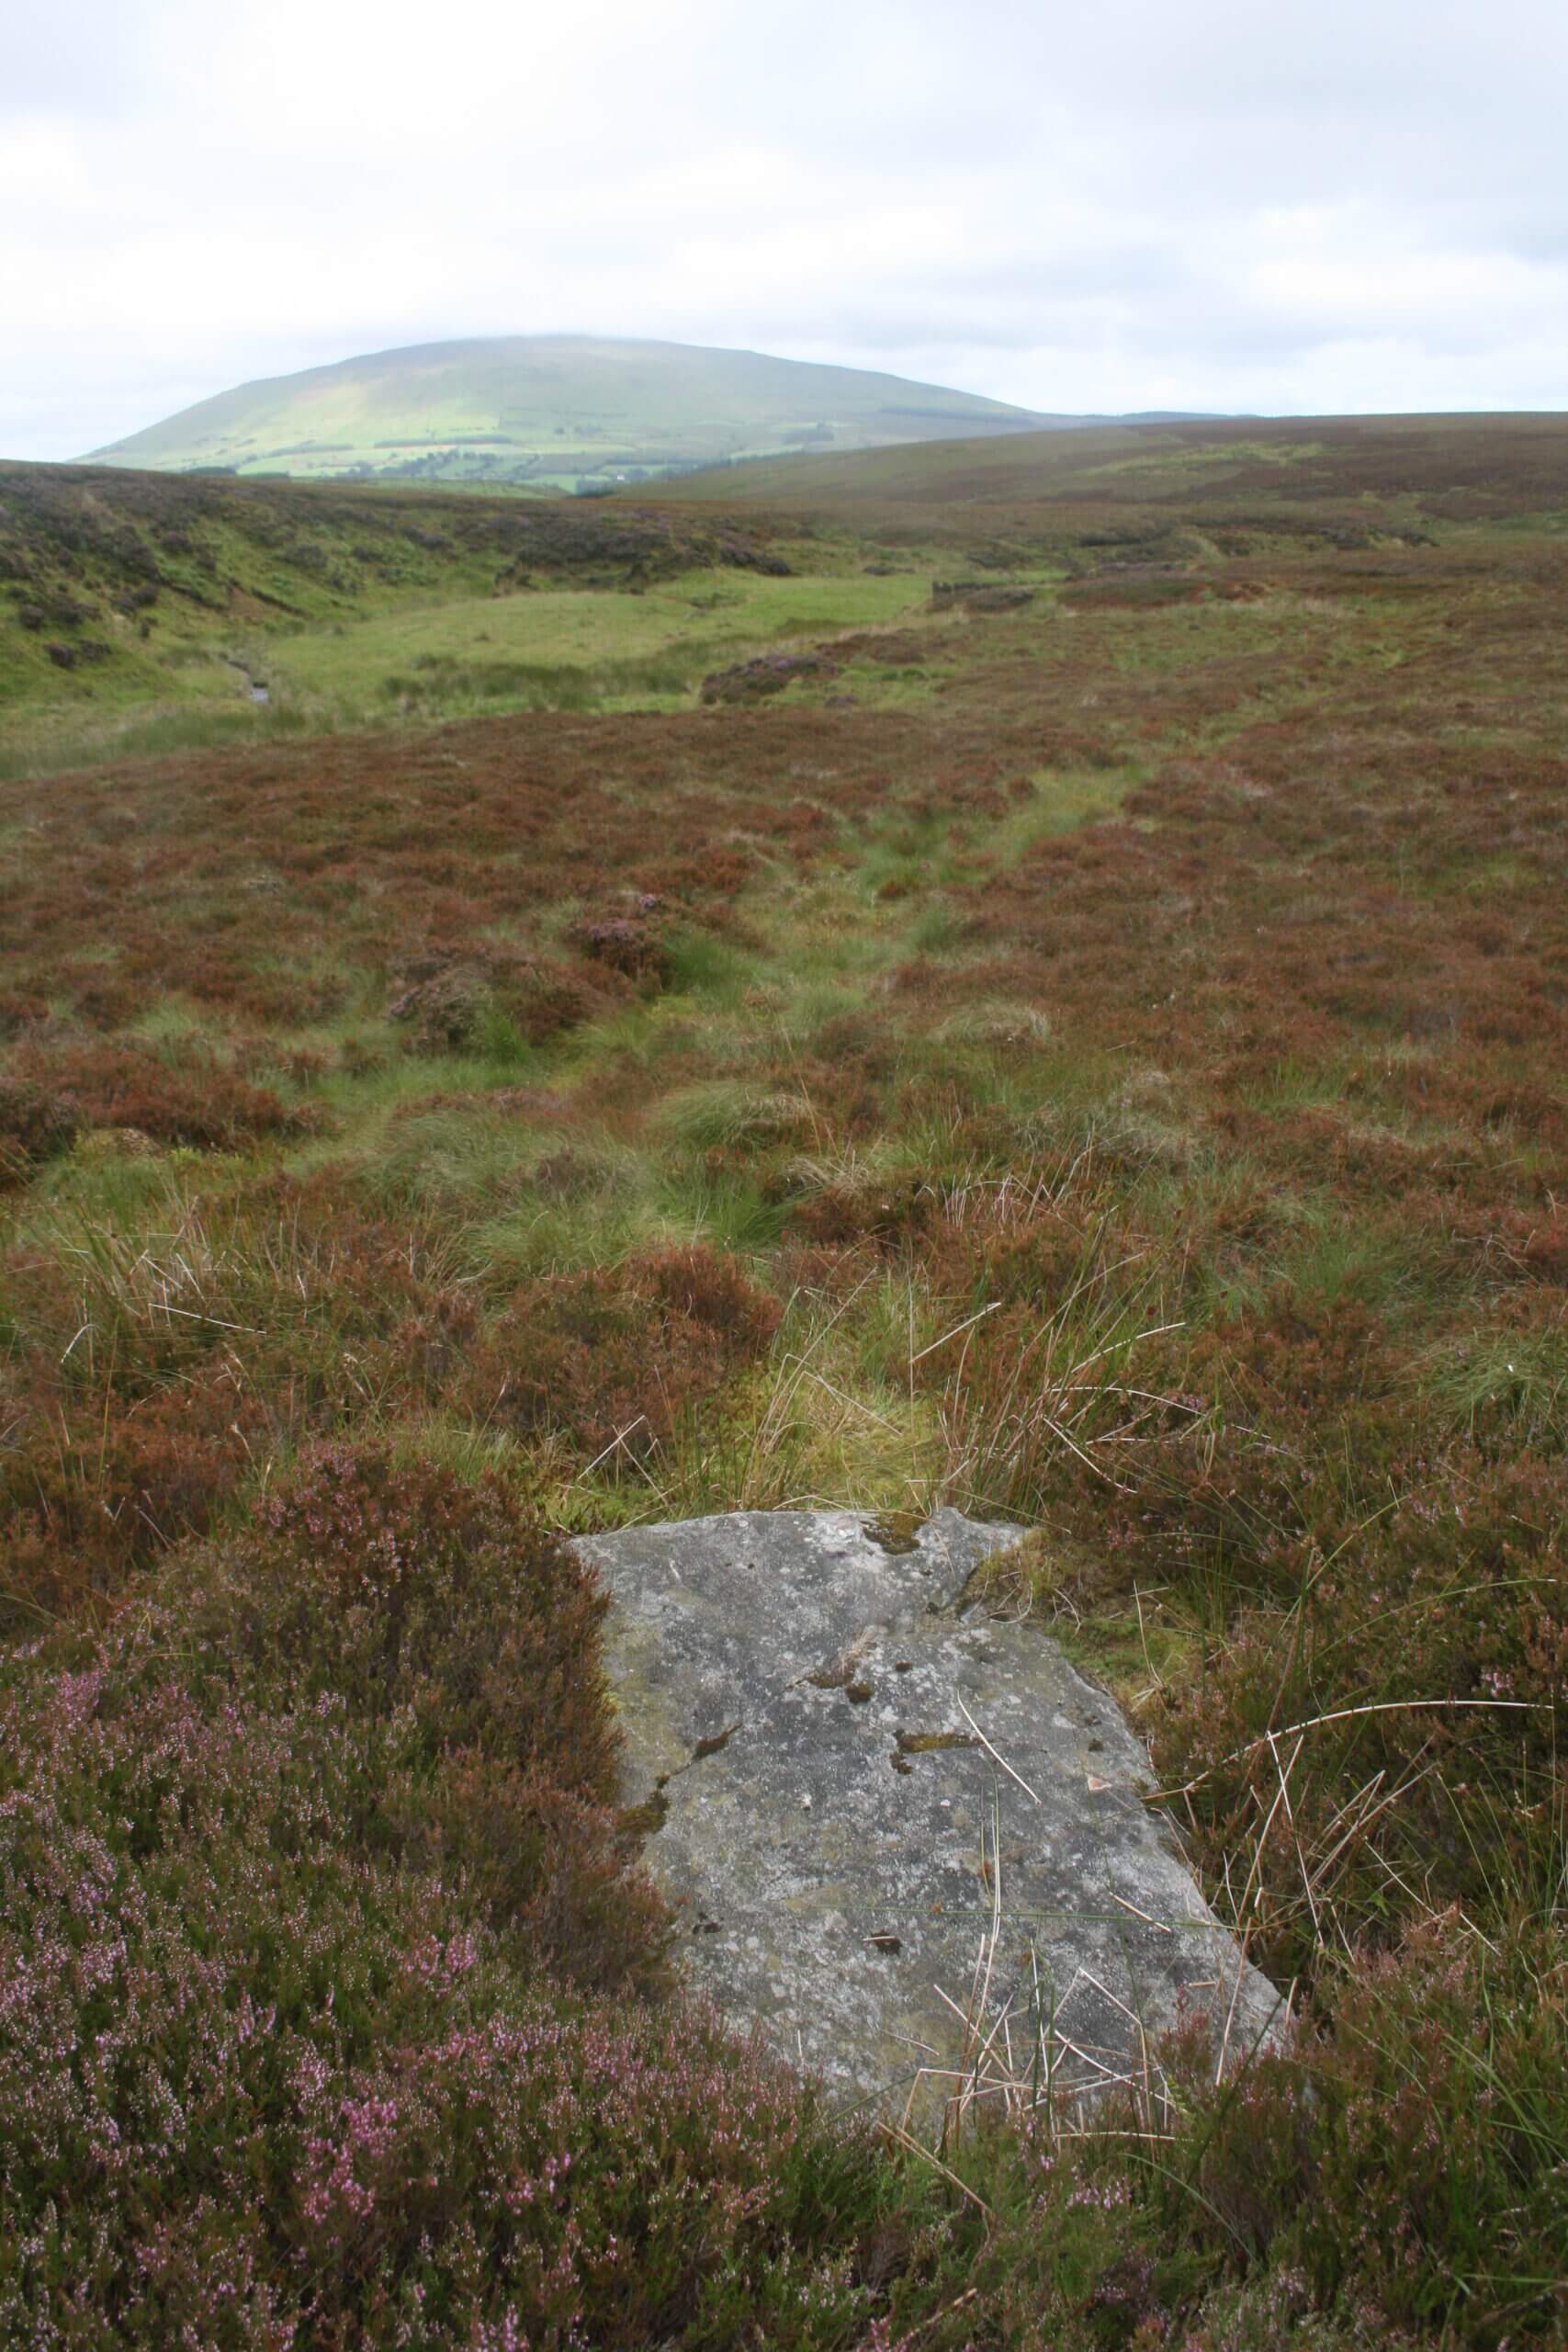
xmin=933 ymin=998 xmax=1054 ymax=1048
xmin=656 ymin=1080 xmax=820 ymax=1151
xmin=1420 ymin=1325 xmax=1568 ymax=1449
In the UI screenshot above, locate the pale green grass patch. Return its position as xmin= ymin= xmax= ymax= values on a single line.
xmin=547 ymin=1279 xmax=950 ymax=1532
xmin=260 ymin=568 xmax=933 ymax=722
xmin=1233 ymin=1055 xmax=1351 ymax=1116
xmin=1015 ymin=764 xmax=1145 ymax=836
xmin=27 ymin=1141 xmax=188 ymax=1227
xmin=933 ymin=1001 xmax=1054 ymax=1048
xmin=0 ymin=695 xmax=318 ymax=784
xmin=355 ymin=1104 xmax=572 ymax=1219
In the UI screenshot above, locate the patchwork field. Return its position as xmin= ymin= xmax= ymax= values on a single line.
xmin=1 ymin=417 xmax=1564 ymax=2346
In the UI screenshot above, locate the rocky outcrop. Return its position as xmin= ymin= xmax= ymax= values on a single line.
xmin=575 ymin=1510 xmax=1284 ymax=2121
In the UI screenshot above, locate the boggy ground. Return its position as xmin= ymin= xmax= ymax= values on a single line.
xmin=0 ymin=420 xmax=1564 ymax=2347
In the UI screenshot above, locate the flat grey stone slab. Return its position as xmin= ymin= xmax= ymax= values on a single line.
xmin=575 ymin=1509 xmax=1283 ymax=2120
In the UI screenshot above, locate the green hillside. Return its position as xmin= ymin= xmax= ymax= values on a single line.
xmin=83 ymin=334 xmax=1065 ymax=490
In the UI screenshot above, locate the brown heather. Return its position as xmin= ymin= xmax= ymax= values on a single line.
xmin=466 ymin=1245 xmax=783 ymax=1457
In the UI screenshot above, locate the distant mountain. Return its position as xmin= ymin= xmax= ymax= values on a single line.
xmin=1106 ymin=411 xmax=1235 ymax=424
xmin=81 ymin=336 xmax=1202 ymax=492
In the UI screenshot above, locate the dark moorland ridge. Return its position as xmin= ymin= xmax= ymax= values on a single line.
xmin=80 ymin=329 xmax=1223 ymax=490
xmin=0 ymin=410 xmax=1564 ymax=2346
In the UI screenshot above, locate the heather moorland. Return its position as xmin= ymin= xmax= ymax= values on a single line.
xmin=0 ymin=414 xmax=1564 ymax=2347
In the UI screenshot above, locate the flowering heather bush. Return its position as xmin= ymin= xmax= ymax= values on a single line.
xmin=565 ymin=906 xmax=671 ymax=985
xmin=0 ymin=1466 xmax=939 ymax=2346
xmin=202 ymin=1444 xmax=667 ymax=1983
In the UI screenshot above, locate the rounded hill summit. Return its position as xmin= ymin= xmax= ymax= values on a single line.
xmin=85 ymin=334 xmax=1069 ymax=492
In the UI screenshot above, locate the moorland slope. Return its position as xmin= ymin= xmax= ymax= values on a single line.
xmin=672 ymin=406 xmax=1568 ymax=532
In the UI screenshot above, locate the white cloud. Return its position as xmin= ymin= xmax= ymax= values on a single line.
xmin=2 ymin=0 xmax=1565 ymax=460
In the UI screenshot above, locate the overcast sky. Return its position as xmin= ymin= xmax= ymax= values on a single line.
xmin=4 ymin=0 xmax=1565 ymax=460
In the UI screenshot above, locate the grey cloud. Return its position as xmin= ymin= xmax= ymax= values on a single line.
xmin=3 ymin=0 xmax=1567 ymax=460
xmin=2 ymin=1 xmax=154 ymax=117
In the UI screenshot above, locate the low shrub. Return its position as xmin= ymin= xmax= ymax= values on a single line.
xmin=0 ymin=1369 xmax=265 ymax=1628
xmin=0 ymin=1073 xmax=79 ymax=1183
xmin=14 ymin=1039 xmax=310 ymax=1150
xmin=386 ymin=948 xmax=604 ymax=1055
xmin=965 ymin=1915 xmax=1568 ymax=2348
xmin=0 ymin=1443 xmax=966 ymax=2346
xmin=0 ymin=1179 xmax=487 ymax=1625
xmin=466 ymin=1244 xmax=781 ymax=1459
xmin=567 ymin=906 xmax=670 ymax=985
